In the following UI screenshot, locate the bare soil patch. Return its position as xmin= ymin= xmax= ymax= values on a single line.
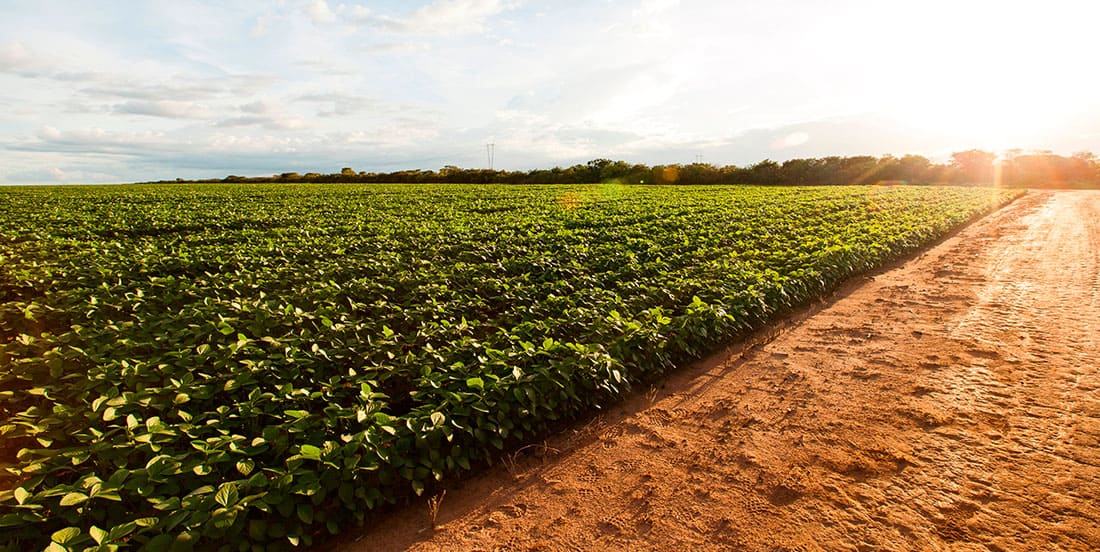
xmin=334 ymin=190 xmax=1100 ymax=551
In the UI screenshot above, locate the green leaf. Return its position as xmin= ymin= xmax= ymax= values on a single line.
xmin=59 ymin=492 xmax=88 ymax=506
xmin=143 ymin=533 xmax=173 ymax=552
xmin=299 ymin=444 xmax=322 ymax=460
xmin=455 ymin=452 xmax=472 ymax=470
xmin=465 ymin=377 xmax=484 ymax=390
xmin=0 ymin=513 xmax=26 ymax=527
xmin=297 ymin=503 xmax=314 ymax=524
xmin=214 ymin=483 xmax=239 ymax=508
xmin=51 ymin=526 xmax=81 ymax=544
xmin=107 ymin=521 xmax=139 ymax=541
xmin=133 ymin=517 xmax=159 ymax=528
xmin=107 ymin=468 xmax=129 ymax=486
xmin=90 ymin=525 xmax=108 ymax=545
xmin=430 ymin=412 xmax=445 ymax=427
xmin=236 ymin=459 xmax=255 ymax=476
xmin=170 ymin=532 xmax=195 ymax=552
xmin=284 ymin=410 xmax=309 ymax=419
xmin=13 ymin=487 xmax=30 ymax=505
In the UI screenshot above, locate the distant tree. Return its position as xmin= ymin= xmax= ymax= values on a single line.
xmin=1071 ymin=151 xmax=1097 ymax=164
xmin=649 ymin=165 xmax=677 ymax=185
xmin=625 ymin=164 xmax=650 ymax=184
xmin=748 ymin=159 xmax=782 ymax=185
xmin=896 ymin=154 xmax=932 ymax=182
xmin=950 ymin=150 xmax=996 ymax=184
xmin=833 ymin=156 xmax=880 ymax=185
xmin=190 ymin=151 xmax=1097 ymax=188
xmin=598 ymin=160 xmax=633 ymax=181
xmin=1001 ymin=151 xmax=1100 ymax=187
xmin=781 ymin=158 xmax=823 ymax=185
xmin=585 ymin=159 xmax=614 ymax=182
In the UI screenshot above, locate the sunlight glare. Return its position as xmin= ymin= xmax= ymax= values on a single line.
xmin=864 ymin=1 xmax=1100 ymax=151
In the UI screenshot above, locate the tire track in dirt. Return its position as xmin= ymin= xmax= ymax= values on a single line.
xmin=337 ymin=190 xmax=1100 ymax=551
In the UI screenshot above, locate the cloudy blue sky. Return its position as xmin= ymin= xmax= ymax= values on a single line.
xmin=2 ymin=0 xmax=1098 ymax=183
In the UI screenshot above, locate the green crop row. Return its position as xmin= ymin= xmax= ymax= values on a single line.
xmin=0 ymin=184 xmax=1020 ymax=551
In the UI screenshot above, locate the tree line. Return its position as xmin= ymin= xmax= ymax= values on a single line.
xmin=170 ymin=150 xmax=1100 ymax=188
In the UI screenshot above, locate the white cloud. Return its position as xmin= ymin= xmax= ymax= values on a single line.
xmin=83 ymin=75 xmax=273 ymax=103
xmin=0 ymin=42 xmax=33 ymax=71
xmin=215 ymin=115 xmax=306 ymax=130
xmin=774 ymin=131 xmax=810 ymax=149
xmin=295 ymin=93 xmax=372 ymax=117
xmin=362 ymin=42 xmax=431 ymax=56
xmin=341 ymin=5 xmax=376 ymax=25
xmin=637 ymin=0 xmax=679 ymax=15
xmin=306 ymin=0 xmax=336 ymax=24
xmin=402 ymin=0 xmax=511 ymax=34
xmin=1 ymin=161 xmax=121 ymax=185
xmin=251 ymin=15 xmax=270 ymax=37
xmin=0 ymin=41 xmax=53 ymax=78
xmin=39 ymin=126 xmax=63 ymax=140
xmin=239 ymin=99 xmax=276 ymax=114
xmin=27 ymin=127 xmax=169 ymax=148
xmin=113 ymin=100 xmax=212 ymax=119
xmin=307 ymin=0 xmax=513 ymax=35
xmin=216 ymin=99 xmax=305 ymax=129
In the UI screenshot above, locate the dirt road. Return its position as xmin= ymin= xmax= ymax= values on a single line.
xmin=341 ymin=190 xmax=1099 ymax=551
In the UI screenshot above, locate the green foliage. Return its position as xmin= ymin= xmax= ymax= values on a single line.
xmin=0 ymin=183 xmax=1021 ymax=550
xmin=155 ymin=151 xmax=1100 ymax=187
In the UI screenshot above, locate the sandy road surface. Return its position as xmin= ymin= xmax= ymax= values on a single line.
xmin=339 ymin=190 xmax=1099 ymax=551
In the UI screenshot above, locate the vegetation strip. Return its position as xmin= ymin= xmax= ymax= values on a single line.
xmin=0 ymin=184 xmax=1020 ymax=550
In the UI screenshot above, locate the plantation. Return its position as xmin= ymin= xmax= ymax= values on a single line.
xmin=0 ymin=183 xmax=1020 ymax=551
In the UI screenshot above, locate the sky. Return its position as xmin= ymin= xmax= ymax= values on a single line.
xmin=1 ymin=0 xmax=1098 ymax=184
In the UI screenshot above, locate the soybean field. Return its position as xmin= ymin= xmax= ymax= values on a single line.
xmin=0 ymin=183 xmax=1020 ymax=551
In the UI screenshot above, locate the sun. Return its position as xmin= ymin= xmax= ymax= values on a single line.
xmin=879 ymin=48 xmax=1081 ymax=152
xmin=895 ymin=87 xmax=1059 ymax=151
xmin=861 ymin=2 xmax=1100 ymax=153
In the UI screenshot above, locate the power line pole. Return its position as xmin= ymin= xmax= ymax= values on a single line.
xmin=486 ymin=143 xmax=495 ymax=170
